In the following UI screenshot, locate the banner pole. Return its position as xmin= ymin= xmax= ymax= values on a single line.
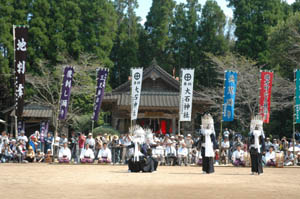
xmin=130 ymin=69 xmax=133 ymax=133
xmin=178 ymin=69 xmax=182 ymax=135
xmin=219 ymin=71 xmax=226 ymax=147
xmin=293 ymin=69 xmax=296 ymax=165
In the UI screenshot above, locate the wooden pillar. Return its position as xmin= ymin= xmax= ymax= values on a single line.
xmin=172 ymin=117 xmax=176 ymax=134
xmin=112 ymin=117 xmax=118 ymax=130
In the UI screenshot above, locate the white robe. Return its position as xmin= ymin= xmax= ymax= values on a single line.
xmin=202 ymin=129 xmax=214 ymax=157
xmin=232 ymin=150 xmax=244 ymax=161
xmin=265 ymin=151 xmax=276 ymax=162
xmin=80 ymin=148 xmax=95 ymax=160
xmin=97 ymin=148 xmax=112 ymax=161
xmin=58 ymin=147 xmax=71 ymax=160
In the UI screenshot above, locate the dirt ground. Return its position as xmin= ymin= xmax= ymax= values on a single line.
xmin=0 ymin=164 xmax=299 ymax=199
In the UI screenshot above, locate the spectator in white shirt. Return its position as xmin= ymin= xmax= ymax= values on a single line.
xmin=80 ymin=143 xmax=95 ymax=163
xmin=58 ymin=142 xmax=71 ymax=163
xmin=178 ymin=143 xmax=188 ymax=166
xmin=284 ymin=151 xmax=294 ymax=166
xmin=165 ymin=142 xmax=177 ymax=166
xmin=98 ymin=143 xmax=112 ymax=163
xmin=17 ymin=130 xmax=28 ymax=143
xmin=265 ymin=145 xmax=276 ymax=166
xmin=153 ymin=143 xmax=165 ymax=165
xmin=223 ymin=128 xmax=230 ymax=138
xmin=85 ymin=133 xmax=95 ymax=149
xmin=232 ymin=145 xmax=245 ymax=167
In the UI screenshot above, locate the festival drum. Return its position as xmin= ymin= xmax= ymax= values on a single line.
xmin=275 ymin=152 xmax=284 ymax=168
xmin=244 ymin=151 xmax=251 ymax=167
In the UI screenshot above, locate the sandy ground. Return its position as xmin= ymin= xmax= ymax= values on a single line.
xmin=0 ymin=164 xmax=299 ymax=199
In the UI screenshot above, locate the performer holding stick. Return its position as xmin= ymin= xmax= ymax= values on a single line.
xmin=249 ymin=115 xmax=265 ymax=175
xmin=199 ymin=114 xmax=217 ymax=174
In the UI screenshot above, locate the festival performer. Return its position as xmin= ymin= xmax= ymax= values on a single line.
xmin=199 ymin=114 xmax=217 ymax=174
xmin=58 ymin=142 xmax=71 ymax=163
xmin=127 ymin=126 xmax=158 ymax=172
xmin=249 ymin=115 xmax=265 ymax=175
xmin=98 ymin=143 xmax=112 ymax=163
xmin=80 ymin=143 xmax=95 ymax=163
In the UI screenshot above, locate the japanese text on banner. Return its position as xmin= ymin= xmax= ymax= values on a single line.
xmin=14 ymin=26 xmax=28 ymax=117
xmin=131 ymin=68 xmax=143 ymax=120
xmin=259 ymin=71 xmax=273 ymax=123
xmin=223 ymin=71 xmax=238 ymax=122
xmin=92 ymin=68 xmax=109 ymax=121
xmin=179 ymin=69 xmax=194 ymax=122
xmin=59 ymin=67 xmax=74 ymax=120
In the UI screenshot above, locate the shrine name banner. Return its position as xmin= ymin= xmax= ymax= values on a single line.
xmin=259 ymin=71 xmax=274 ymax=123
xmin=179 ymin=69 xmax=195 ymax=122
xmin=222 ymin=71 xmax=238 ymax=122
xmin=14 ymin=25 xmax=28 ymax=117
xmin=295 ymin=69 xmax=300 ymax=123
xmin=92 ymin=68 xmax=109 ymax=121
xmin=59 ymin=66 xmax=75 ymax=120
xmin=131 ymin=68 xmax=143 ymax=120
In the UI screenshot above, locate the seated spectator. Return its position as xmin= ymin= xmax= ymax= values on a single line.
xmin=45 ymin=149 xmax=53 ymax=163
xmin=265 ymin=137 xmax=272 ymax=152
xmin=58 ymin=142 xmax=71 ymax=163
xmin=153 ymin=143 xmax=165 ymax=165
xmin=98 ymin=143 xmax=112 ymax=163
xmin=177 ymin=143 xmax=188 ymax=166
xmin=165 ymin=142 xmax=177 ymax=166
xmin=231 ymin=145 xmax=245 ymax=167
xmin=17 ymin=130 xmax=28 ymax=143
xmin=221 ymin=136 xmax=230 ymax=164
xmin=36 ymin=149 xmax=45 ymax=163
xmin=1 ymin=143 xmax=13 ymax=163
xmin=219 ymin=148 xmax=227 ymax=165
xmin=80 ymin=144 xmax=95 ymax=163
xmin=196 ymin=148 xmax=202 ymax=166
xmin=297 ymin=152 xmax=300 ymax=166
xmin=284 ymin=151 xmax=294 ymax=166
xmin=265 ymin=146 xmax=276 ymax=166
xmin=16 ymin=140 xmax=26 ymax=163
xmin=29 ymin=136 xmax=38 ymax=153
xmin=25 ymin=146 xmax=35 ymax=163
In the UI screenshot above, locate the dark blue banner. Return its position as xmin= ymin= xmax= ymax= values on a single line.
xmin=222 ymin=71 xmax=238 ymax=121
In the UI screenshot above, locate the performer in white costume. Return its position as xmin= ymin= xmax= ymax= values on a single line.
xmin=249 ymin=115 xmax=266 ymax=175
xmin=199 ymin=114 xmax=217 ymax=174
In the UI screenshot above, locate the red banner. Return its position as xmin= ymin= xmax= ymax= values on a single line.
xmin=259 ymin=71 xmax=273 ymax=123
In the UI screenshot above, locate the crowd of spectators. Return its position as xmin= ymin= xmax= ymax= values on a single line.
xmin=1 ymin=129 xmax=300 ymax=167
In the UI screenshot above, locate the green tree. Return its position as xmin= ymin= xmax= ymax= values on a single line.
xmin=199 ymin=0 xmax=228 ymax=55
xmin=227 ymin=0 xmax=285 ymax=63
xmin=268 ymin=12 xmax=300 ymax=80
xmin=144 ymin=0 xmax=176 ymax=71
xmin=110 ymin=0 xmax=140 ymax=88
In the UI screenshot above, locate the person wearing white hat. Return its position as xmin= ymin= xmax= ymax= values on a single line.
xmin=199 ymin=114 xmax=217 ymax=174
xmin=85 ymin=133 xmax=95 ymax=150
xmin=17 ymin=130 xmax=28 ymax=143
xmin=177 ymin=143 xmax=188 ymax=166
xmin=165 ymin=141 xmax=177 ymax=166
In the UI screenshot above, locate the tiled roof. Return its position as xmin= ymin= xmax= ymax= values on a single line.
xmin=10 ymin=104 xmax=52 ymax=118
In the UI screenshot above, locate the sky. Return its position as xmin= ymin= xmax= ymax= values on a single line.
xmin=136 ymin=0 xmax=296 ymax=24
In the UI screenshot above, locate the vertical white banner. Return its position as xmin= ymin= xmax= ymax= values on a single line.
xmin=131 ymin=68 xmax=143 ymax=120
xmin=179 ymin=69 xmax=195 ymax=121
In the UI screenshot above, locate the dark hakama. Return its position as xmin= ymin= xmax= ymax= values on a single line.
xmin=250 ymin=148 xmax=263 ymax=174
xmin=143 ymin=156 xmax=158 ymax=172
xmin=128 ymin=156 xmax=145 ymax=172
xmin=201 ymin=147 xmax=214 ymax=173
xmin=249 ymin=132 xmax=265 ymax=174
